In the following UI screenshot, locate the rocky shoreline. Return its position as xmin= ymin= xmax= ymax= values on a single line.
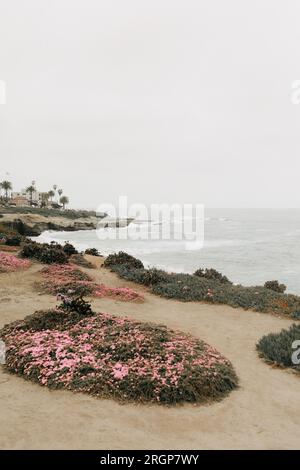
xmin=0 ymin=211 xmax=133 ymax=236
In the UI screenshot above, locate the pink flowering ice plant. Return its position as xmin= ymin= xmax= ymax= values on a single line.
xmin=94 ymin=285 xmax=143 ymax=301
xmin=0 ymin=252 xmax=31 ymax=273
xmin=1 ymin=310 xmax=237 ymax=404
xmin=38 ymin=264 xmax=143 ymax=302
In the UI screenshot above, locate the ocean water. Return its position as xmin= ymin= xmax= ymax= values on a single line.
xmin=33 ymin=209 xmax=300 ymax=294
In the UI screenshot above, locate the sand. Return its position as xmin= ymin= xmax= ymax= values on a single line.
xmin=0 ymin=254 xmax=299 ymax=450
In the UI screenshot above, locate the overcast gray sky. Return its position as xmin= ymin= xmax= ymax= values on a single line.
xmin=0 ymin=0 xmax=300 ymax=208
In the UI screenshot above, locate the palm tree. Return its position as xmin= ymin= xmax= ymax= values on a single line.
xmin=48 ymin=190 xmax=55 ymax=202
xmin=52 ymin=184 xmax=57 ymax=201
xmin=26 ymin=185 xmax=36 ymax=205
xmin=58 ymin=188 xmax=63 ymax=198
xmin=60 ymin=196 xmax=69 ymax=210
xmin=1 ymin=180 xmax=12 ymax=201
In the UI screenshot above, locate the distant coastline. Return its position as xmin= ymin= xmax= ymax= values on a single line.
xmin=0 ymin=207 xmax=133 ymax=237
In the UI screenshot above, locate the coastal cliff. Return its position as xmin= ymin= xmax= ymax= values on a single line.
xmin=0 ymin=209 xmax=133 ymax=236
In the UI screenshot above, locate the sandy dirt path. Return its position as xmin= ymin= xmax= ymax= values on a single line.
xmin=0 ymin=255 xmax=299 ymax=449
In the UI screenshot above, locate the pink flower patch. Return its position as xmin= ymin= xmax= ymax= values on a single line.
xmin=1 ymin=311 xmax=238 ymax=404
xmin=39 ymin=264 xmax=143 ymax=302
xmin=112 ymin=363 xmax=129 ymax=379
xmin=95 ymin=285 xmax=143 ymax=302
xmin=0 ymin=252 xmax=31 ymax=272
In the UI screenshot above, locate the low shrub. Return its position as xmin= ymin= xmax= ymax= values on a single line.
xmin=63 ymin=242 xmax=78 ymax=256
xmin=85 ymin=248 xmax=101 ymax=256
xmin=20 ymin=240 xmax=42 ymax=259
xmin=37 ymin=246 xmax=69 ymax=264
xmin=104 ymin=256 xmax=300 ymax=318
xmin=210 ymin=284 xmax=300 ymax=316
xmin=104 ymin=251 xmax=144 ymax=269
xmin=152 ymin=276 xmax=213 ymax=301
xmin=1 ymin=310 xmax=238 ymax=404
xmin=57 ymin=294 xmax=93 ymax=316
xmin=5 ymin=235 xmax=22 ymax=246
xmin=194 ymin=268 xmax=232 ymax=285
xmin=257 ymin=324 xmax=300 ymax=371
xmin=20 ymin=240 xmax=68 ymax=264
xmin=131 ymin=268 xmax=173 ymax=286
xmin=110 ymin=265 xmax=173 ymax=286
xmin=264 ymin=280 xmax=286 ymax=294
